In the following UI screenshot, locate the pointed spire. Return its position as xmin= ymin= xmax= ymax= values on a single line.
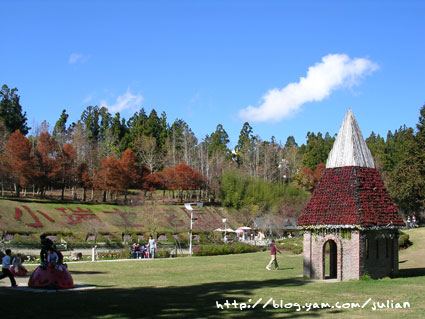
xmin=326 ymin=109 xmax=375 ymax=169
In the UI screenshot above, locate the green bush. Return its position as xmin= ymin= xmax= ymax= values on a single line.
xmin=220 ymin=170 xmax=309 ymax=211
xmin=156 ymin=248 xmax=171 ymax=258
xmin=109 ymin=232 xmax=122 ymax=242
xmin=165 ymin=233 xmax=175 ymax=242
xmin=178 ymin=232 xmax=190 ymax=244
xmin=198 ymin=233 xmax=209 ymax=243
xmin=104 ymin=241 xmax=124 ymax=248
xmin=276 ymin=236 xmax=303 ymax=254
xmin=398 ymin=232 xmax=412 ymax=248
xmin=193 ymin=243 xmax=260 ymax=256
xmin=360 ymin=272 xmax=372 ymax=281
xmin=10 ymin=234 xmax=40 ymax=248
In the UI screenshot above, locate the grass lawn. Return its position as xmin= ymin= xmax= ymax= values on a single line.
xmin=1 ymin=229 xmax=425 ymax=319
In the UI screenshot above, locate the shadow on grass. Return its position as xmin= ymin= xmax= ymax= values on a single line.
xmin=69 ymin=270 xmax=108 ymax=275
xmin=276 ymin=267 xmax=294 ymax=270
xmin=396 ymin=267 xmax=425 ymax=278
xmin=1 ymin=277 xmax=335 ymax=319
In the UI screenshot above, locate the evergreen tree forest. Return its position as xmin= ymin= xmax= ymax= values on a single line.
xmin=0 ymin=84 xmax=424 ymax=220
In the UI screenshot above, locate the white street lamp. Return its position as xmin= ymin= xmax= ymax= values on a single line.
xmin=222 ymin=218 xmax=228 ymax=241
xmin=184 ymin=202 xmax=203 ymax=256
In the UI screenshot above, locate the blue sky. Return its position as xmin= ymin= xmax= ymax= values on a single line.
xmin=1 ymin=1 xmax=424 ymax=148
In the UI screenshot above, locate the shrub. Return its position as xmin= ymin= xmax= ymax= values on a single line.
xmin=156 ymin=248 xmax=171 ymax=258
xmin=276 ymin=236 xmax=303 ymax=254
xmin=360 ymin=272 xmax=372 ymax=281
xmin=104 ymin=241 xmax=124 ymax=249
xmin=193 ymin=243 xmax=260 ymax=256
xmin=198 ymin=233 xmax=209 ymax=243
xmin=165 ymin=233 xmax=175 ymax=242
xmin=10 ymin=234 xmax=40 ymax=248
xmin=130 ymin=233 xmax=139 ymax=243
xmin=398 ymin=232 xmax=412 ymax=249
xmin=178 ymin=232 xmax=190 ymax=244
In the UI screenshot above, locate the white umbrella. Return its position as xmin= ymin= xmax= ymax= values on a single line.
xmin=237 ymin=226 xmax=252 ymax=230
xmin=214 ymin=228 xmax=224 ymax=232
xmin=235 ymin=229 xmax=244 ymax=233
xmin=223 ymin=228 xmax=236 ymax=233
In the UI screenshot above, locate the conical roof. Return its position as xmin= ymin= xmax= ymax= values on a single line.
xmin=326 ymin=109 xmax=375 ymax=169
xmin=298 ymin=109 xmax=404 ymax=229
xmin=297 ymin=166 xmax=404 ymax=228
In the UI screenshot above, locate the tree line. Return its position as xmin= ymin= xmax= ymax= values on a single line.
xmin=0 ymin=84 xmax=424 ymax=216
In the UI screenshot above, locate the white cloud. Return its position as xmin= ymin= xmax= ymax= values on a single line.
xmin=190 ymin=92 xmax=201 ymax=103
xmin=82 ymin=94 xmax=94 ymax=104
xmin=69 ymin=53 xmax=88 ymax=64
xmin=100 ymin=89 xmax=143 ymax=113
xmin=238 ymin=54 xmax=379 ymax=123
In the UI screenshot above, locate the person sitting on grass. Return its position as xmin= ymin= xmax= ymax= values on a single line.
xmin=0 ymin=249 xmax=17 ymax=287
xmin=266 ymin=239 xmax=281 ymax=271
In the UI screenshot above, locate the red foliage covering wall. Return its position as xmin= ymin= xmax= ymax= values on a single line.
xmin=297 ymin=166 xmax=404 ymax=227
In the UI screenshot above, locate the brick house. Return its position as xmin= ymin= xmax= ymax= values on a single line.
xmin=298 ymin=110 xmax=404 ymax=280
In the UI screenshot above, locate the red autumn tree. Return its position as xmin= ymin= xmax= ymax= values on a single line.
xmin=313 ymin=162 xmax=326 ymax=188
xmin=120 ymin=148 xmax=138 ymax=200
xmin=161 ymin=166 xmax=179 ymax=192
xmin=34 ymin=131 xmax=60 ymax=197
xmin=76 ymin=162 xmax=92 ymax=201
xmin=3 ymin=130 xmax=35 ymax=197
xmin=53 ymin=143 xmax=76 ymax=200
xmin=94 ymin=156 xmax=125 ymax=202
xmin=141 ymin=171 xmax=163 ymax=195
xmin=174 ymin=163 xmax=206 ymax=202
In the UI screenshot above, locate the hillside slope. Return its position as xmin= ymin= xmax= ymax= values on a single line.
xmin=0 ymin=199 xmax=238 ymax=235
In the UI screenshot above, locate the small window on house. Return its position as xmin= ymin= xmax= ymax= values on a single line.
xmin=376 ymin=239 xmax=379 ymax=259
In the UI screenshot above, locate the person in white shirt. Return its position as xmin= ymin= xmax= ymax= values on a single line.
xmin=0 ymin=249 xmax=17 ymax=287
xmin=148 ymin=236 xmax=157 ymax=259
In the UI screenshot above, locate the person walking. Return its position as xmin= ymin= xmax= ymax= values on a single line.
xmin=407 ymin=216 xmax=411 ymax=229
xmin=0 ymin=249 xmax=17 ymax=287
xmin=266 ymin=240 xmax=281 ymax=270
xmin=412 ymin=215 xmax=416 ymax=229
xmin=148 ymin=235 xmax=157 ymax=259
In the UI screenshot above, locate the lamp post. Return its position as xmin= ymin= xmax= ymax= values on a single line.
xmin=184 ymin=202 xmax=203 ymax=256
xmin=222 ymin=218 xmax=228 ymax=242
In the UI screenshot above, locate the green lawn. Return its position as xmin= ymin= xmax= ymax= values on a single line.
xmin=1 ymin=229 xmax=424 ymax=319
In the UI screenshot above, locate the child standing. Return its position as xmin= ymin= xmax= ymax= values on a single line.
xmin=0 ymin=249 xmax=17 ymax=287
